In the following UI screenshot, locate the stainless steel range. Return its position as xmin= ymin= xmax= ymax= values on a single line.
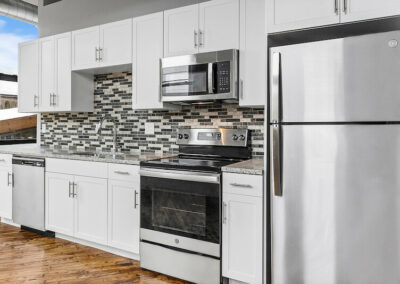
xmin=139 ymin=128 xmax=250 ymax=284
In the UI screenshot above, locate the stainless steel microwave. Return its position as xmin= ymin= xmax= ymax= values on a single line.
xmin=161 ymin=49 xmax=239 ymax=104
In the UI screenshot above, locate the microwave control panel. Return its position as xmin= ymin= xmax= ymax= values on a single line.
xmin=216 ymin=61 xmax=231 ymax=93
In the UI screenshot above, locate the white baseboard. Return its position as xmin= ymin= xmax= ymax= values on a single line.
xmin=1 ymin=218 xmax=21 ymax=228
xmin=56 ymin=233 xmax=140 ymax=261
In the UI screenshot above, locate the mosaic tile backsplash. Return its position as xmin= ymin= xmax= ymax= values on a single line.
xmin=41 ymin=72 xmax=265 ymax=157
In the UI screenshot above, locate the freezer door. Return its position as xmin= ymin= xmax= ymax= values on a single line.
xmin=270 ymin=31 xmax=400 ymax=123
xmin=271 ymin=125 xmax=400 ymax=284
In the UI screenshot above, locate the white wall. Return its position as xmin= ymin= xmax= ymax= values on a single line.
xmin=38 ymin=0 xmax=208 ymax=37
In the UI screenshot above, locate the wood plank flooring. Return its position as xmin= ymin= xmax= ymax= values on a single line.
xmin=0 ymin=222 xmax=189 ymax=283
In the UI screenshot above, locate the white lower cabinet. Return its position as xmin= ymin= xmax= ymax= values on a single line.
xmin=108 ymin=179 xmax=140 ymax=254
xmin=46 ymin=159 xmax=140 ymax=255
xmin=222 ymin=173 xmax=263 ymax=284
xmin=74 ymin=176 xmax=108 ymax=245
xmin=0 ymin=155 xmax=13 ymax=220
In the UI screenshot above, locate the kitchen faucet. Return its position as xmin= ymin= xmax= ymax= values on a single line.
xmin=95 ymin=115 xmax=118 ymax=154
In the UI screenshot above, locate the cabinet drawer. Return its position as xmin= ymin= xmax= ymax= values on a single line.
xmin=0 ymin=154 xmax=12 ymax=168
xmin=223 ymin=172 xmax=263 ymax=197
xmin=46 ymin=158 xmax=108 ymax=178
xmin=108 ymin=164 xmax=139 ymax=182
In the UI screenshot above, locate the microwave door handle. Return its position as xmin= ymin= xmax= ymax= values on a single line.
xmin=162 ymin=80 xmax=190 ymax=87
xmin=208 ymin=63 xmax=215 ymax=94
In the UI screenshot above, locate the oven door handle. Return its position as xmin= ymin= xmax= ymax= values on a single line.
xmin=139 ymin=168 xmax=220 ymax=184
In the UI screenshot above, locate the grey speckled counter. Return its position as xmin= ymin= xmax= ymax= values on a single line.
xmin=0 ymin=144 xmax=175 ymax=165
xmin=222 ymin=159 xmax=264 ymax=175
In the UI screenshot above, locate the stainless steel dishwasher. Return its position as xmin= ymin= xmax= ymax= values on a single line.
xmin=12 ymin=156 xmax=47 ymax=233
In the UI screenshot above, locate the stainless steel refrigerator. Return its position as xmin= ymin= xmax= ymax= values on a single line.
xmin=269 ymin=30 xmax=400 ymax=284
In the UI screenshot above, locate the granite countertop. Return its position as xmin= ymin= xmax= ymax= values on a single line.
xmin=222 ymin=159 xmax=264 ymax=176
xmin=0 ymin=144 xmax=175 ymax=165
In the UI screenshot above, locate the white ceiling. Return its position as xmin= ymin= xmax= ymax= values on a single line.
xmin=21 ymin=0 xmax=38 ymax=6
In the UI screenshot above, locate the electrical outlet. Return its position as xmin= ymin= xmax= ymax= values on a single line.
xmin=41 ymin=123 xmax=46 ymax=134
xmin=145 ymin=123 xmax=155 ymax=135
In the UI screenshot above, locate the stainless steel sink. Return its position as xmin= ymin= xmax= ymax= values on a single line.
xmin=72 ymin=151 xmax=124 ymax=158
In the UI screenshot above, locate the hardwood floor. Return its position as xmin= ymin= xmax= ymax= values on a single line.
xmin=0 ymin=222 xmax=189 ymax=283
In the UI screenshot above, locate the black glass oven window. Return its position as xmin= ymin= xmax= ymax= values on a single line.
xmin=141 ymin=176 xmax=220 ymax=244
xmin=152 ymin=190 xmax=206 ymax=236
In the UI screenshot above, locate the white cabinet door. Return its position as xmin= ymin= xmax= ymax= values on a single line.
xmin=99 ymin=19 xmax=132 ymax=67
xmin=239 ymin=0 xmax=266 ymax=107
xmin=132 ymin=12 xmax=164 ymax=110
xmin=72 ymin=26 xmax=100 ymax=70
xmin=39 ymin=36 xmax=55 ymax=112
xmin=267 ymin=0 xmax=340 ymax=33
xmin=74 ymin=176 xmax=108 ymax=245
xmin=199 ymin=0 xmax=240 ymax=52
xmin=18 ymin=40 xmax=39 ymax=113
xmin=53 ymin=32 xmax=71 ymax=111
xmin=108 ymin=179 xmax=140 ymax=253
xmin=164 ymin=4 xmax=199 ymax=56
xmin=46 ymin=172 xmax=74 ymax=236
xmin=0 ymin=167 xmax=12 ymax=219
xmin=341 ymin=0 xmax=400 ymax=23
xmin=222 ymin=193 xmax=263 ymax=284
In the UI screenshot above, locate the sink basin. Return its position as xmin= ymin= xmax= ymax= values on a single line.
xmin=72 ymin=151 xmax=124 ymax=158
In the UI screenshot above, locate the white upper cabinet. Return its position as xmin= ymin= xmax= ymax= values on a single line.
xmin=72 ymin=20 xmax=132 ymax=71
xmin=267 ymin=0 xmax=340 ymax=33
xmin=18 ymin=40 xmax=39 ymax=113
xmin=164 ymin=1 xmax=240 ymax=57
xmin=39 ymin=36 xmax=55 ymax=112
xmin=341 ymin=0 xmax=400 ymax=23
xmin=133 ymin=12 xmax=164 ymax=110
xmin=72 ymin=26 xmax=100 ymax=70
xmin=239 ymin=0 xmax=266 ymax=107
xmin=164 ymin=4 xmax=199 ymax=57
xmin=99 ymin=19 xmax=132 ymax=67
xmin=268 ymin=0 xmax=400 ymax=33
xmin=54 ymin=33 xmax=72 ymax=111
xmin=198 ymin=0 xmax=240 ymax=52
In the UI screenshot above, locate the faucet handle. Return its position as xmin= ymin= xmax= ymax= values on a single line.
xmin=95 ymin=122 xmax=102 ymax=133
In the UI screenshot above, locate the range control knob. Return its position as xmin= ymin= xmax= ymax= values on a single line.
xmin=239 ymin=135 xmax=246 ymax=141
xmin=184 ymin=134 xmax=189 ymax=139
xmin=178 ymin=134 xmax=183 ymax=140
xmin=232 ymin=134 xmax=238 ymax=141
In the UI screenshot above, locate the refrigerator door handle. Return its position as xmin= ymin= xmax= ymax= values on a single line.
xmin=270 ymin=52 xmax=281 ymax=123
xmin=271 ymin=124 xmax=282 ymax=196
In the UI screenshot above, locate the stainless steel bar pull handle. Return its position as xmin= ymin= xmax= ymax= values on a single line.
xmin=343 ymin=0 xmax=348 ymax=13
xmin=68 ymin=181 xmax=73 ymax=198
xmin=194 ymin=30 xmax=198 ymax=48
xmin=222 ymin=202 xmax=227 ymax=224
xmin=270 ymin=52 xmax=281 ymax=123
xmin=134 ymin=190 xmax=138 ymax=209
xmin=34 ymin=95 xmax=38 ymax=107
xmin=99 ymin=47 xmax=103 ymax=61
xmin=114 ymin=171 xmax=130 ymax=175
xmin=271 ymin=125 xmax=282 ymax=196
xmin=199 ymin=30 xmax=204 ymax=47
xmin=229 ymin=183 xmax=253 ymax=188
xmin=95 ymin=47 xmax=99 ymax=62
xmin=7 ymin=173 xmax=12 ymax=187
xmin=334 ymin=0 xmax=339 ymax=14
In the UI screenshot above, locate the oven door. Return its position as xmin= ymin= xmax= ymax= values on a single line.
xmin=140 ymin=168 xmax=221 ymax=252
